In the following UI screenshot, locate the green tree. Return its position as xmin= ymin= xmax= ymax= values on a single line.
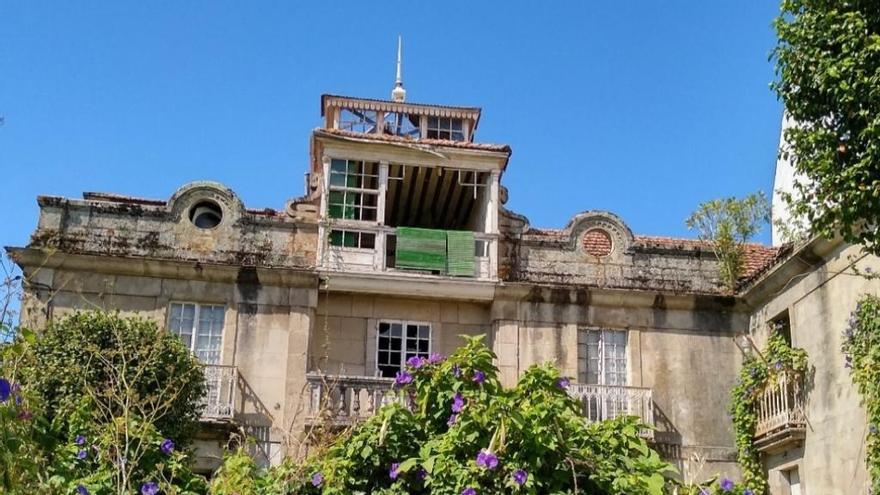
xmin=1 ymin=311 xmax=208 ymax=494
xmin=772 ymin=0 xmax=880 ymax=253
xmin=686 ymin=192 xmax=770 ymax=292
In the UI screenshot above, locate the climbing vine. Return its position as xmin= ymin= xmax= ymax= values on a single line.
xmin=729 ymin=329 xmax=808 ymax=493
xmin=842 ymin=295 xmax=880 ymax=492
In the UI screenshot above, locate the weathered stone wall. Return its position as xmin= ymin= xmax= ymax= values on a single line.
xmin=29 ymin=182 xmax=317 ymax=269
xmin=744 ymin=240 xmax=880 ymax=494
xmin=310 ymin=293 xmax=491 ymax=375
xmin=491 ymin=285 xmax=745 ymax=478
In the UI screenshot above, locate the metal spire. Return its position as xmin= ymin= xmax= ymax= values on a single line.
xmin=391 ymin=36 xmax=406 ymax=102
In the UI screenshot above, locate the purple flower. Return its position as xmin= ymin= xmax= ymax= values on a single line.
xmin=513 ymin=469 xmax=528 ymax=485
xmin=427 ymin=352 xmax=444 ymax=364
xmin=461 ymin=488 xmax=477 ymax=495
xmin=719 ymin=477 xmax=734 ymax=491
xmin=76 ymin=449 xmax=87 ymax=460
xmin=140 ymin=482 xmax=158 ymax=495
xmin=774 ymin=361 xmax=783 ymax=370
xmin=75 ymin=435 xmax=86 ymax=446
xmin=452 ymin=392 xmax=465 ymax=413
xmin=557 ymin=377 xmax=570 ymax=389
xmin=418 ymin=468 xmax=428 ymax=480
xmin=476 ymin=449 xmax=499 ymax=470
xmin=389 ymin=462 xmax=400 ymax=479
xmin=76 ymin=485 xmax=90 ymax=495
xmin=0 ymin=378 xmax=10 ymax=402
xmin=160 ymin=438 xmax=174 ymax=455
xmin=473 ymin=370 xmax=486 ymax=384
xmin=311 ymin=472 xmax=324 ymax=487
xmin=407 ymin=356 xmax=427 ymax=369
xmin=866 ymin=267 xmax=874 ymax=274
xmin=870 ymin=424 xmax=878 ymax=435
xmin=700 ymin=489 xmax=710 ymax=495
xmin=395 ymin=371 xmax=413 ymax=386
xmin=447 ymin=413 xmax=457 ymax=427
xmin=744 ymin=490 xmax=754 ymax=495
xmin=453 ymin=365 xmax=462 ymax=378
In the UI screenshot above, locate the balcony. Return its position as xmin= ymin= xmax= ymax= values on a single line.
xmin=201 ymin=364 xmax=239 ymax=421
xmin=754 ymin=374 xmax=806 ymax=453
xmin=305 ymin=374 xmax=400 ymax=426
xmin=568 ymin=384 xmax=655 ymax=439
xmin=306 ymin=374 xmax=654 ymax=437
xmin=324 ymin=226 xmax=495 ymax=280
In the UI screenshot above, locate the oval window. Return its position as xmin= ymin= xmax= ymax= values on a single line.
xmin=189 ymin=201 xmax=223 ymax=229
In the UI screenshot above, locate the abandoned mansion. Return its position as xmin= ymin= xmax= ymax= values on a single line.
xmin=7 ymin=65 xmax=879 ymax=494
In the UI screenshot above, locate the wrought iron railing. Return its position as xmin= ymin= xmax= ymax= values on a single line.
xmin=201 ymin=364 xmax=238 ymax=420
xmin=754 ymin=373 xmax=806 ymax=438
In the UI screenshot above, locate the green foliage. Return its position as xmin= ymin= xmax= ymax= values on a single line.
xmin=772 ymin=0 xmax=880 ymax=254
xmin=14 ymin=311 xmax=206 ymax=444
xmin=686 ymin=192 xmax=769 ymax=292
xmin=0 ymin=311 xmax=209 ymax=494
xmin=843 ymin=295 xmax=880 ymax=491
xmin=729 ymin=331 xmax=809 ymax=493
xmin=282 ymin=336 xmax=673 ymax=495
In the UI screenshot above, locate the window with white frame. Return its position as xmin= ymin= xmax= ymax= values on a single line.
xmin=578 ymin=329 xmax=627 ymax=385
xmin=168 ymin=303 xmax=225 ymax=365
xmin=426 ymin=117 xmax=465 ymax=141
xmin=377 ymin=321 xmax=430 ymax=378
xmin=328 ymin=159 xmax=379 ymax=221
xmin=338 ymin=108 xmax=378 ymax=133
xmin=329 ymin=229 xmax=376 ymax=249
xmin=383 ymin=112 xmax=421 ymax=137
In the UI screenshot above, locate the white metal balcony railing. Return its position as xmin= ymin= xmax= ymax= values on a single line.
xmin=306 ymin=374 xmax=654 ymax=435
xmin=201 ymin=364 xmax=238 ymax=421
xmin=324 ymin=226 xmax=495 ymax=280
xmin=754 ymin=373 xmax=806 ymax=439
xmin=568 ymin=383 xmax=655 ymax=438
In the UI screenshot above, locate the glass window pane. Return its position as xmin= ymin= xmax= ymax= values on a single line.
xmin=379 ymin=322 xmax=390 ymax=335
xmin=390 ymin=338 xmax=401 ymax=351
xmin=378 ymin=337 xmax=390 ymax=350
xmin=390 ymin=324 xmax=402 ymax=337
xmin=407 ymin=325 xmax=418 ymax=338
xmin=389 ymin=353 xmax=401 ymax=366
xmin=406 ymin=339 xmax=418 ymax=352
xmin=418 ymin=340 xmax=429 ymax=353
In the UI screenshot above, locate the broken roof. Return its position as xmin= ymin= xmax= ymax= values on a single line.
xmin=314 ymin=128 xmax=512 ymax=153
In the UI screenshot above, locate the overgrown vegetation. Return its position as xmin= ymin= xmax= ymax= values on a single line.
xmin=0 ymin=311 xmax=207 ymax=494
xmin=686 ymin=192 xmax=770 ymax=292
xmin=729 ymin=329 xmax=809 ymax=493
xmin=842 ymin=295 xmax=880 ymax=492
xmin=772 ymin=0 xmax=880 ymax=254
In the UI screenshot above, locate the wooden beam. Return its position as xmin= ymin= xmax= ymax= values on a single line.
xmin=434 ymin=168 xmax=455 ymax=229
xmin=385 ymin=163 xmax=401 ymax=225
xmin=406 ymin=166 xmax=428 ymax=226
xmin=420 ymin=167 xmax=442 ymax=228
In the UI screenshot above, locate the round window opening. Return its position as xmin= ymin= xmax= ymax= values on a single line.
xmin=583 ymin=229 xmax=613 ymax=257
xmin=189 ymin=201 xmax=223 ymax=229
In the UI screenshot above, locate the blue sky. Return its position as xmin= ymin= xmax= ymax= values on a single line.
xmin=0 ymin=1 xmax=783 ymax=251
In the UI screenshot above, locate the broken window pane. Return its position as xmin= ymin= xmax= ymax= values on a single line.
xmin=383 ymin=112 xmax=421 ymax=138
xmin=338 ymin=108 xmax=378 ymax=133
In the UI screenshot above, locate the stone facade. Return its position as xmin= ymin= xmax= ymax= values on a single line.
xmin=7 ymin=91 xmax=876 ymax=492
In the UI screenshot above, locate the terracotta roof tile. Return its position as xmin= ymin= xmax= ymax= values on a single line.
xmin=315 ymin=128 xmax=511 ymax=153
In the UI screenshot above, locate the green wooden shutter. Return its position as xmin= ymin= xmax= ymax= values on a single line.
xmin=446 ymin=230 xmax=475 ymax=277
xmin=396 ymin=227 xmax=447 ymax=272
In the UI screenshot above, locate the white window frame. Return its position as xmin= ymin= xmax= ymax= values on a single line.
xmin=327 ymin=159 xmax=380 ymax=222
xmin=328 ymin=229 xmax=376 ymax=251
xmin=337 ymin=108 xmax=378 ymax=133
xmin=382 ymin=111 xmax=421 ymax=137
xmin=375 ymin=320 xmax=432 ymax=378
xmin=167 ymin=302 xmax=226 ymax=365
xmin=426 ymin=117 xmax=465 ymax=141
xmin=578 ymin=328 xmax=627 ymax=386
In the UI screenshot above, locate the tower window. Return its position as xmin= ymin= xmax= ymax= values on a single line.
xmin=383 ymin=112 xmax=421 ymax=138
xmin=338 ymin=108 xmax=378 ymax=133
xmin=426 ymin=117 xmax=465 ymax=141
xmin=327 ymin=159 xmax=379 ymax=221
